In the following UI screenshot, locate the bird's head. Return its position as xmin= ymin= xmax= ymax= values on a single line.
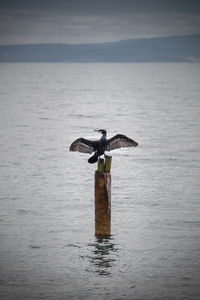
xmin=94 ymin=129 xmax=107 ymax=136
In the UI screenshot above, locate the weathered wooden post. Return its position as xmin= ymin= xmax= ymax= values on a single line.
xmin=95 ymin=155 xmax=112 ymax=237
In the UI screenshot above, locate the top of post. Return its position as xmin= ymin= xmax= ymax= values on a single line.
xmin=97 ymin=155 xmax=112 ymax=173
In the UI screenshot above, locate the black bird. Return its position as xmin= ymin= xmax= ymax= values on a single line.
xmin=69 ymin=129 xmax=138 ymax=164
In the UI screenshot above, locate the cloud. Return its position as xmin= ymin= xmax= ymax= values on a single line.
xmin=1 ymin=0 xmax=200 ymax=14
xmin=0 ymin=1 xmax=200 ymax=44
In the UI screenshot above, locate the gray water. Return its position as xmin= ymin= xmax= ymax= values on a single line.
xmin=0 ymin=63 xmax=200 ymax=300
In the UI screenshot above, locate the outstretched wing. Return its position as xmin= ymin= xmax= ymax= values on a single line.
xmin=69 ymin=138 xmax=98 ymax=154
xmin=106 ymin=134 xmax=138 ymax=152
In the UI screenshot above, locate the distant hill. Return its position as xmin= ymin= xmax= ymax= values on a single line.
xmin=0 ymin=35 xmax=200 ymax=62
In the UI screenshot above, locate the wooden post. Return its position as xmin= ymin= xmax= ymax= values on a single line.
xmin=104 ymin=155 xmax=112 ymax=173
xmin=95 ymin=156 xmax=112 ymax=238
xmin=97 ymin=158 xmax=105 ymax=173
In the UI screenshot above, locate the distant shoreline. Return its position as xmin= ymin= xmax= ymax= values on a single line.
xmin=0 ymin=34 xmax=199 ymax=63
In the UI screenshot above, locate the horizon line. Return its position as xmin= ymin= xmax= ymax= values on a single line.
xmin=0 ymin=33 xmax=199 ymax=47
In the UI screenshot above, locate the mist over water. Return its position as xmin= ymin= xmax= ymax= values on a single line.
xmin=0 ymin=63 xmax=200 ymax=299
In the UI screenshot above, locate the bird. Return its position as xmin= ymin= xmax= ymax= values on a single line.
xmin=69 ymin=129 xmax=138 ymax=164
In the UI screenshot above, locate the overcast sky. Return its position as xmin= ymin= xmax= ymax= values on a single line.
xmin=0 ymin=0 xmax=200 ymax=45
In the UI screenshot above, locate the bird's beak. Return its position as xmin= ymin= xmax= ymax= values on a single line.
xmin=94 ymin=130 xmax=102 ymax=133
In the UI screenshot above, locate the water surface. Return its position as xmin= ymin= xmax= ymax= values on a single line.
xmin=0 ymin=63 xmax=200 ymax=299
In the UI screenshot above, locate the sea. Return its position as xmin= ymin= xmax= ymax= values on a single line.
xmin=0 ymin=63 xmax=200 ymax=300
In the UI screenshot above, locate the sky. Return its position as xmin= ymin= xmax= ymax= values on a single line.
xmin=0 ymin=0 xmax=200 ymax=45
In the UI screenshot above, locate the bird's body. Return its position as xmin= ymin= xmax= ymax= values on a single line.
xmin=69 ymin=129 xmax=138 ymax=164
xmin=88 ymin=131 xmax=108 ymax=163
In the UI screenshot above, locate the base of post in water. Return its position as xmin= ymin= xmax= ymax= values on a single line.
xmin=95 ymin=155 xmax=112 ymax=238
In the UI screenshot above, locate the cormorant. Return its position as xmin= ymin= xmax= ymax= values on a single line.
xmin=69 ymin=129 xmax=138 ymax=164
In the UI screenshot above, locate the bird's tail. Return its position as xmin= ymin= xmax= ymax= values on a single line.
xmin=88 ymin=153 xmax=98 ymax=164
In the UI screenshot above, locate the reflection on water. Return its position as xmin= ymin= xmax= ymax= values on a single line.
xmin=88 ymin=236 xmax=118 ymax=276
